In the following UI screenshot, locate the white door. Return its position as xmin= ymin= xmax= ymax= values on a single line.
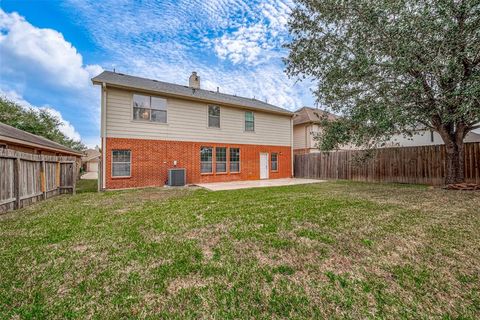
xmin=260 ymin=153 xmax=269 ymax=179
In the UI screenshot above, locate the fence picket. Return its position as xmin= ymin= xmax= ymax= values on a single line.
xmin=294 ymin=143 xmax=480 ymax=185
xmin=0 ymin=149 xmax=77 ymax=213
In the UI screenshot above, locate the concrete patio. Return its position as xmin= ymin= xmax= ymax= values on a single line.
xmin=195 ymin=178 xmax=325 ymax=191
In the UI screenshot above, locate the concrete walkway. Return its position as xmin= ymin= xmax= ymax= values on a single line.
xmin=195 ymin=178 xmax=325 ymax=191
xmin=81 ymin=172 xmax=98 ymax=180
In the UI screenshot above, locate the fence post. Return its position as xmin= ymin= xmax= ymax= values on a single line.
xmin=72 ymin=160 xmax=77 ymax=195
xmin=98 ymin=157 xmax=102 ymax=192
xmin=13 ymin=157 xmax=20 ymax=210
xmin=56 ymin=161 xmax=60 ymax=190
xmin=41 ymin=159 xmax=46 ymax=200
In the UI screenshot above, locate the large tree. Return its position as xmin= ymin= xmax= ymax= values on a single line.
xmin=285 ymin=0 xmax=480 ymax=184
xmin=0 ymin=97 xmax=86 ymax=151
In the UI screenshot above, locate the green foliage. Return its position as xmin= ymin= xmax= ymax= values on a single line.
xmin=285 ymin=0 xmax=480 ymax=151
xmin=0 ymin=96 xmax=85 ymax=151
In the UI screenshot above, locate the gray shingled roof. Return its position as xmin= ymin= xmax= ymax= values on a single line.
xmin=293 ymin=107 xmax=338 ymax=126
xmin=0 ymin=122 xmax=82 ymax=155
xmin=92 ymin=71 xmax=293 ymax=116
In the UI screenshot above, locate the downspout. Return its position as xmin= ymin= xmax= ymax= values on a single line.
xmin=290 ymin=116 xmax=294 ymax=178
xmin=101 ymin=82 xmax=107 ymax=190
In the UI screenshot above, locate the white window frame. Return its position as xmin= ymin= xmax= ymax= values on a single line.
xmin=229 ymin=148 xmax=240 ymax=173
xmin=271 ymin=152 xmax=278 ymax=172
xmin=111 ymin=150 xmax=131 ymax=178
xmin=207 ymin=105 xmax=221 ymax=128
xmin=132 ymin=94 xmax=168 ymax=123
xmin=215 ymin=147 xmax=227 ymax=173
xmin=245 ymin=111 xmax=255 ymax=132
xmin=200 ymin=146 xmax=213 ymax=174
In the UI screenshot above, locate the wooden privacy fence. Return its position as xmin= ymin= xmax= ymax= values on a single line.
xmin=294 ymin=142 xmax=480 ymax=185
xmin=0 ymin=149 xmax=77 ymax=213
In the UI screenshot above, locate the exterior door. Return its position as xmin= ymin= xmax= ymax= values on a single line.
xmin=260 ymin=153 xmax=269 ymax=179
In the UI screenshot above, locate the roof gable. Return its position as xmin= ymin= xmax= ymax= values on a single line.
xmin=293 ymin=107 xmax=338 ymax=125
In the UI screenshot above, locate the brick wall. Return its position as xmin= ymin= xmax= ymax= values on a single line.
xmin=105 ymin=137 xmax=292 ymax=189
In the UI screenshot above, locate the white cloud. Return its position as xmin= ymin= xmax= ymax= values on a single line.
xmin=211 ymin=0 xmax=293 ymax=65
xmin=0 ymin=9 xmax=102 ymax=89
xmin=0 ymin=9 xmax=103 ymax=146
xmin=42 ymin=107 xmax=81 ymax=141
xmin=0 ymin=88 xmax=81 ymax=141
xmin=125 ymin=60 xmax=305 ymax=110
xmin=62 ymin=0 xmax=309 ymax=111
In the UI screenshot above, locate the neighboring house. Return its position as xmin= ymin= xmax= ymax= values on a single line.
xmin=81 ymin=148 xmax=101 ymax=173
xmin=293 ymin=107 xmax=480 ymax=152
xmin=293 ymin=107 xmax=345 ymax=154
xmin=0 ymin=122 xmax=83 ymax=158
xmin=92 ymin=71 xmax=293 ymax=190
xmin=383 ymin=129 xmax=480 ymax=147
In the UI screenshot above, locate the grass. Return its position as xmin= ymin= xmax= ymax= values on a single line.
xmin=0 ymin=180 xmax=479 ymax=319
xmin=76 ymin=179 xmax=98 ymax=193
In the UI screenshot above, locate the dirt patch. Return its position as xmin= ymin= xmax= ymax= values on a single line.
xmin=184 ymin=223 xmax=231 ymax=261
xmin=235 ymin=240 xmax=320 ymax=269
xmin=167 ymin=274 xmax=219 ymax=294
xmin=71 ymin=243 xmax=92 ymax=253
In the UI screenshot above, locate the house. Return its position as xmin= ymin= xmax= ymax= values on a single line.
xmin=384 ymin=129 xmax=480 ymax=147
xmin=91 ymin=71 xmax=294 ymax=190
xmin=0 ymin=122 xmax=83 ymax=158
xmin=293 ymin=107 xmax=480 ymax=152
xmin=292 ymin=106 xmax=345 ymax=154
xmin=81 ymin=148 xmax=101 ymax=178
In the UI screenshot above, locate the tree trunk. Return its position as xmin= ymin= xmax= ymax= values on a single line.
xmin=444 ymin=140 xmax=465 ymax=185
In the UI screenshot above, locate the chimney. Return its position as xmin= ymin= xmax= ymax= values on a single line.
xmin=189 ymin=71 xmax=200 ymax=89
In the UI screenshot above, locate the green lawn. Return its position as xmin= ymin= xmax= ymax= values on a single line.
xmin=76 ymin=179 xmax=98 ymax=193
xmin=1 ymin=180 xmax=479 ymax=319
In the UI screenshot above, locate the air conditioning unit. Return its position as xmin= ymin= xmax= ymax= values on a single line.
xmin=168 ymin=168 xmax=186 ymax=186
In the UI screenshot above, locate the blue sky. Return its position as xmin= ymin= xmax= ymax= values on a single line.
xmin=0 ymin=0 xmax=315 ymax=147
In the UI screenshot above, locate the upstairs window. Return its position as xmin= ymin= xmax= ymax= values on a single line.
xmin=230 ymin=148 xmax=240 ymax=173
xmin=133 ymin=94 xmax=167 ymax=123
xmin=245 ymin=111 xmax=255 ymax=131
xmin=216 ymin=147 xmax=227 ymax=173
xmin=112 ymin=150 xmax=131 ymax=177
xmin=271 ymin=153 xmax=278 ymax=171
xmin=208 ymin=105 xmax=220 ymax=128
xmin=200 ymin=147 xmax=213 ymax=173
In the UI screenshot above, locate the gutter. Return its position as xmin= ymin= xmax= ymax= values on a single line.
xmin=91 ymin=81 xmax=293 ymax=117
xmin=290 ymin=116 xmax=294 ymax=178
xmin=101 ymin=82 xmax=107 ymax=190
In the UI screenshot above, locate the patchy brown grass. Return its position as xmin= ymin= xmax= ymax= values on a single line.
xmin=0 ymin=181 xmax=479 ymax=319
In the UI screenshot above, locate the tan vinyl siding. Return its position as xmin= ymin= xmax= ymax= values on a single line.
xmin=293 ymin=124 xmax=307 ymax=149
xmin=105 ymin=88 xmax=292 ymax=146
xmin=309 ymin=124 xmax=323 ymax=149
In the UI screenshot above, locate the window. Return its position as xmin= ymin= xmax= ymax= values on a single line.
xmin=230 ymin=148 xmax=240 ymax=173
xmin=133 ymin=94 xmax=167 ymax=123
xmin=112 ymin=150 xmax=131 ymax=177
xmin=271 ymin=153 xmax=278 ymax=171
xmin=200 ymin=147 xmax=213 ymax=173
xmin=216 ymin=147 xmax=227 ymax=173
xmin=208 ymin=105 xmax=220 ymax=128
xmin=245 ymin=111 xmax=255 ymax=131
xmin=151 ymin=97 xmax=167 ymax=123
